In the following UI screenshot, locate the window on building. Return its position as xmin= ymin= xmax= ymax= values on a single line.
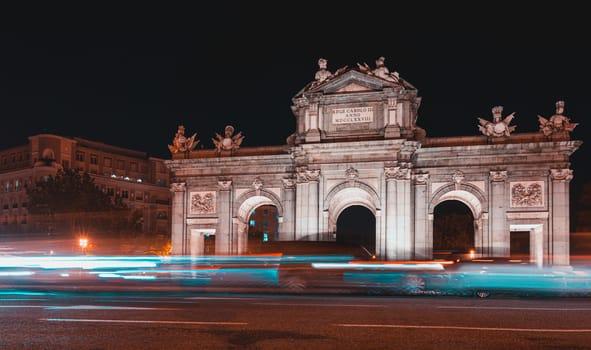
xmin=12 ymin=203 xmax=17 ymax=209
xmin=41 ymin=148 xmax=55 ymax=160
xmin=2 ymin=204 xmax=8 ymax=210
xmin=121 ymin=190 xmax=129 ymax=199
xmin=62 ymin=160 xmax=70 ymax=169
xmin=263 ymin=221 xmax=268 ymax=228
xmin=249 ymin=219 xmax=255 ymax=227
xmin=104 ymin=157 xmax=112 ymax=167
xmin=130 ymin=162 xmax=138 ymax=172
xmin=90 ymin=154 xmax=98 ymax=165
xmin=157 ymin=212 xmax=167 ymax=219
xmin=21 ymin=202 xmax=27 ymax=208
xmin=263 ymin=209 xmax=268 ymax=216
xmin=107 ymin=188 xmax=114 ymax=196
xmin=117 ymin=160 xmax=125 ymax=169
xmin=157 ymin=179 xmax=166 ymax=187
xmin=76 ymin=152 xmax=85 ymax=162
xmin=135 ymin=192 xmax=143 ymax=201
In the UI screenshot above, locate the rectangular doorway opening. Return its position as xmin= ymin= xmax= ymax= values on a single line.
xmin=204 ymin=233 xmax=216 ymax=255
xmin=510 ymin=231 xmax=530 ymax=260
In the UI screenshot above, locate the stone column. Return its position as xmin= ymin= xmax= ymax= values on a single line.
xmin=306 ymin=169 xmax=320 ymax=241
xmin=489 ymin=170 xmax=508 ymax=256
xmin=395 ymin=168 xmax=412 ymax=260
xmin=550 ymin=169 xmax=573 ymax=266
xmin=295 ymin=167 xmax=308 ymax=240
xmin=281 ymin=177 xmax=297 ymax=241
xmin=413 ymin=173 xmax=430 ymax=259
xmin=170 ymin=182 xmax=186 ymax=255
xmin=235 ymin=219 xmax=248 ymax=254
xmin=216 ymin=179 xmax=232 ymax=255
xmin=384 ymin=166 xmax=398 ymax=260
xmin=475 ymin=213 xmax=490 ymax=257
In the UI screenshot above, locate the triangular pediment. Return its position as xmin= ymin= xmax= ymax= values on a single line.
xmin=294 ymin=68 xmax=415 ymax=98
xmin=310 ymin=70 xmax=389 ymax=94
xmin=334 ymin=82 xmax=372 ymax=93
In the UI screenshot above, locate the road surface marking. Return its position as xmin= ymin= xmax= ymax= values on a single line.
xmin=185 ymin=296 xmax=256 ymax=300
xmin=42 ymin=318 xmax=247 ymax=325
xmin=335 ymin=324 xmax=591 ymax=332
xmin=254 ymin=302 xmax=382 ymax=308
xmin=44 ymin=305 xmax=177 ymax=310
xmin=438 ymin=306 xmax=591 ymax=311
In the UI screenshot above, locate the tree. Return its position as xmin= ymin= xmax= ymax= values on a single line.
xmin=27 ymin=168 xmax=128 ymax=234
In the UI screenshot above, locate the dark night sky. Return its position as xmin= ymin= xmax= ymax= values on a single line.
xmin=1 ymin=4 xmax=589 ymax=192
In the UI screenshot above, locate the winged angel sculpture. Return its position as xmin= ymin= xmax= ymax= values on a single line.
xmin=477 ymin=106 xmax=516 ymax=137
xmin=168 ymin=125 xmax=198 ymax=154
xmin=538 ymin=100 xmax=578 ymax=137
xmin=212 ymin=125 xmax=244 ymax=155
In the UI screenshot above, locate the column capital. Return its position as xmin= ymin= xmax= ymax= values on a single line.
xmin=296 ymin=167 xmax=320 ymax=182
xmin=384 ymin=166 xmax=400 ymax=180
xmin=306 ymin=169 xmax=320 ymax=182
xmin=489 ymin=170 xmax=507 ymax=182
xmin=217 ymin=178 xmax=232 ymax=190
xmin=385 ymin=166 xmax=411 ymax=180
xmin=170 ymin=182 xmax=186 ymax=192
xmin=550 ymin=168 xmax=573 ymax=181
xmin=282 ymin=177 xmax=296 ymax=189
xmin=413 ymin=173 xmax=429 ymax=185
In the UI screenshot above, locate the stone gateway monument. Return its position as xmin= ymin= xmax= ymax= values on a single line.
xmin=165 ymin=57 xmax=581 ymax=267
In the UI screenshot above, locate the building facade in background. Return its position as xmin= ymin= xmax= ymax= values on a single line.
xmin=0 ymin=134 xmax=171 ymax=235
xmin=167 ymin=57 xmax=581 ymax=266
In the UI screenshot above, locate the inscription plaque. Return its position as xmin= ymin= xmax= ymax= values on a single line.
xmin=332 ymin=106 xmax=374 ymax=124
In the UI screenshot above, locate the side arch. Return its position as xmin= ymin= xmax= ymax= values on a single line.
xmin=429 ymin=183 xmax=487 ymax=219
xmin=234 ymin=189 xmax=284 ymax=223
xmin=324 ymin=181 xmax=380 ymax=233
xmin=232 ymin=189 xmax=284 ymax=254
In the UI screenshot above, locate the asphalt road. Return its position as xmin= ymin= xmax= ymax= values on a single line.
xmin=1 ymin=291 xmax=590 ymax=350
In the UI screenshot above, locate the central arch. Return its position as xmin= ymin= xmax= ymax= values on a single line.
xmin=336 ymin=205 xmax=376 ymax=256
xmin=325 ymin=182 xmax=380 ymax=233
xmin=430 ymin=184 xmax=487 ymax=257
xmin=433 ymin=200 xmax=475 ymax=254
